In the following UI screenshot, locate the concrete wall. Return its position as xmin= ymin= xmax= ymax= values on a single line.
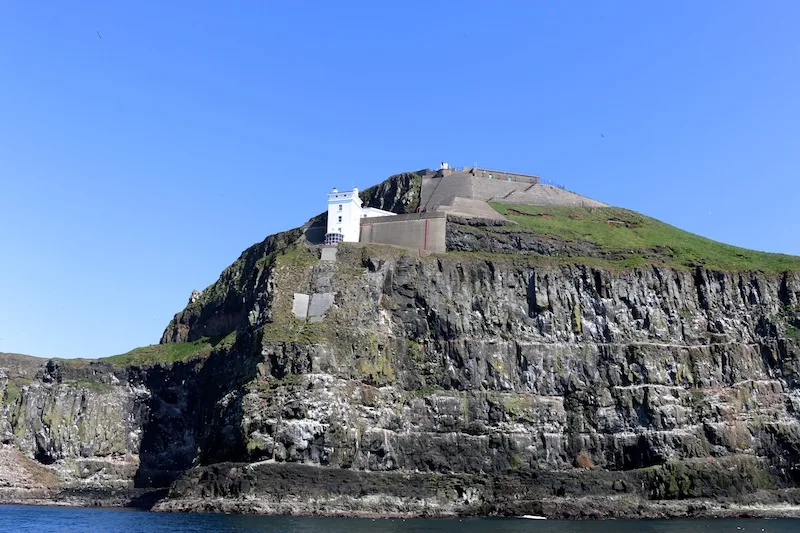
xmin=359 ymin=214 xmax=446 ymax=253
xmin=421 ymin=171 xmax=542 ymax=212
xmin=462 ymin=167 xmax=540 ymax=185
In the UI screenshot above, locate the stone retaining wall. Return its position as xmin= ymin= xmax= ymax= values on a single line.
xmin=359 ymin=213 xmax=446 ymax=252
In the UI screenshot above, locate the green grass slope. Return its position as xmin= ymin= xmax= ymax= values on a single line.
xmin=0 ymin=334 xmax=236 ymax=385
xmin=490 ymin=203 xmax=800 ymax=272
xmin=100 ymin=332 xmax=236 ymax=367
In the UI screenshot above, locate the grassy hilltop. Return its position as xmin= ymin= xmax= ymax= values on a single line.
xmin=489 ymin=203 xmax=800 ymax=273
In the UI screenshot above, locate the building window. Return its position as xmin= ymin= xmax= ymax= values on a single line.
xmin=338 ymin=205 xmax=342 ymax=211
xmin=338 ymin=216 xmax=342 ymax=223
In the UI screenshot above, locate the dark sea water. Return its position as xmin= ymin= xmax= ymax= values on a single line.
xmin=0 ymin=505 xmax=798 ymax=533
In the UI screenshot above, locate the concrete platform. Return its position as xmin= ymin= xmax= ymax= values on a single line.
xmin=292 ymin=293 xmax=310 ymax=320
xmin=434 ymin=197 xmax=509 ymax=221
xmin=308 ymin=293 xmax=335 ymax=321
xmin=419 ymin=170 xmax=607 ymax=221
xmin=320 ymin=247 xmax=337 ymax=261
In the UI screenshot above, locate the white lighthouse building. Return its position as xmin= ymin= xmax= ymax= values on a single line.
xmin=325 ymin=187 xmax=395 ymax=245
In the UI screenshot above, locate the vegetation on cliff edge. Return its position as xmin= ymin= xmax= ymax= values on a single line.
xmin=490 ymin=203 xmax=800 ymax=272
xmin=100 ymin=334 xmax=236 ymax=367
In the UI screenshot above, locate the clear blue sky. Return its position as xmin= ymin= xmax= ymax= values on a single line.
xmin=1 ymin=2 xmax=798 ymax=358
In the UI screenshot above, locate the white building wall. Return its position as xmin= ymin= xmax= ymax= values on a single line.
xmin=362 ymin=207 xmax=396 ymax=218
xmin=327 ymin=188 xmax=363 ymax=242
xmin=326 ymin=187 xmax=397 ymax=244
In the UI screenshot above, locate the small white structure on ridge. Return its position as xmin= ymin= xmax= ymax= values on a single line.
xmin=325 ymin=187 xmax=395 ymax=245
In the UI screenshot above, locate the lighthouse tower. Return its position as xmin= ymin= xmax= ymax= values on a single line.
xmin=324 ymin=187 xmax=397 ymax=246
xmin=325 ymin=187 xmax=363 ymax=245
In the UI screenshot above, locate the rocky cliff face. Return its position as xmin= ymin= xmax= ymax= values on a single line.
xmin=2 ymin=172 xmax=800 ymax=517
xmin=0 ymin=357 xmax=147 ymax=504
xmin=151 ymin=243 xmax=800 ymax=516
